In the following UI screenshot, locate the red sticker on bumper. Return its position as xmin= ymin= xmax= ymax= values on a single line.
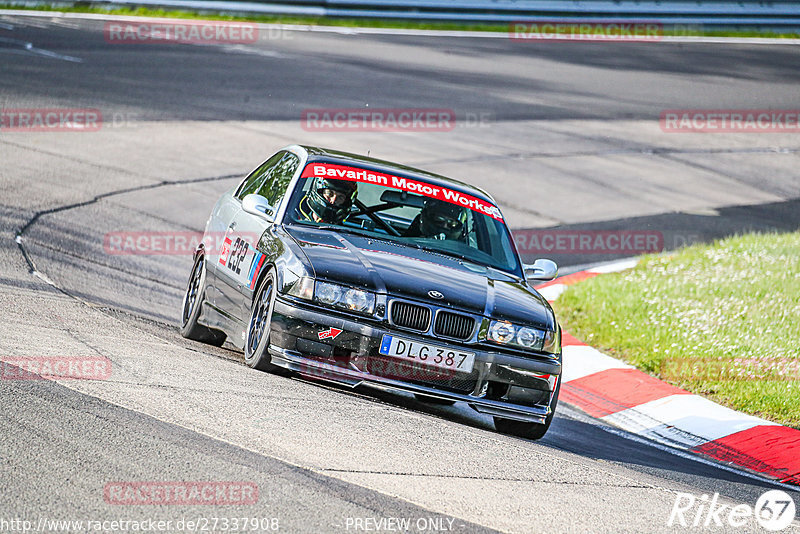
xmin=318 ymin=327 xmax=343 ymax=340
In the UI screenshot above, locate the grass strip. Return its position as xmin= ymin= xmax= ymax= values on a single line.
xmin=1 ymin=3 xmax=799 ymax=39
xmin=553 ymin=231 xmax=800 ymax=428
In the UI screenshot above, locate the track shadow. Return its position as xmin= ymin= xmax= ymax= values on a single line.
xmin=540 ymin=412 xmax=800 ymax=510
xmin=286 ymin=372 xmax=792 ymax=495
xmin=516 ymin=196 xmax=800 ymax=267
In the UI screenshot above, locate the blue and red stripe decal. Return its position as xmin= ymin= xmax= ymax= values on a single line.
xmin=248 ymin=252 xmax=266 ymax=289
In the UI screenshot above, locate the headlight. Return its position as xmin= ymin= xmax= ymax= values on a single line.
xmin=315 ymin=281 xmax=375 ymax=315
xmin=516 ymin=327 xmax=540 ymax=348
xmin=488 ymin=321 xmax=515 ymax=344
xmin=487 ymin=320 xmax=558 ymax=354
xmin=316 ymin=281 xmax=342 ymax=305
xmin=343 ymin=288 xmax=369 ymax=312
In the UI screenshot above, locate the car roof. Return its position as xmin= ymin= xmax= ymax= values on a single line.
xmin=300 ymin=145 xmax=498 ymax=206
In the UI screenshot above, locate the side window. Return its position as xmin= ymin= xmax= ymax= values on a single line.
xmin=235 ymin=152 xmax=285 ymax=200
xmin=257 ymin=152 xmax=300 ymax=207
xmin=483 ymin=218 xmax=517 ymax=267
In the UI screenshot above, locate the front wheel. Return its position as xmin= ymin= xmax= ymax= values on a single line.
xmin=180 ymin=255 xmax=226 ymax=346
xmin=244 ymin=269 xmax=281 ymax=372
xmin=494 ymin=379 xmax=560 ymax=440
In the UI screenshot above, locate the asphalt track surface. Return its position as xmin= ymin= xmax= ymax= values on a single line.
xmin=1 ymin=14 xmax=800 ymax=533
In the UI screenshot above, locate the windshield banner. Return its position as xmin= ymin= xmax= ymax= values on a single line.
xmin=301 ymin=163 xmax=503 ymax=221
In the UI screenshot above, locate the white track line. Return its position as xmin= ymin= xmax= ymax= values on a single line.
xmin=561 ymin=344 xmax=634 ymax=383
xmin=537 ymin=283 xmax=567 ymax=301
xmin=604 ymin=394 xmax=777 ymax=447
xmin=587 ymin=257 xmax=639 ymax=274
xmin=0 ymin=35 xmax=82 ymax=61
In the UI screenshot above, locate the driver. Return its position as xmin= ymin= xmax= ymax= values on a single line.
xmin=298 ymin=177 xmax=358 ymax=224
xmin=404 ymin=198 xmax=467 ymax=240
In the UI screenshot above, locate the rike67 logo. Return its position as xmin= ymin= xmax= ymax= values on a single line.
xmin=669 ymin=490 xmax=796 ymax=531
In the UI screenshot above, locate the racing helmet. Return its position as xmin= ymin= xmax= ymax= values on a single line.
xmin=420 ymin=199 xmax=466 ymax=240
xmin=307 ymin=177 xmax=357 ymax=224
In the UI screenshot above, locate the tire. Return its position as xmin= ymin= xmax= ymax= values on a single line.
xmin=244 ymin=269 xmax=282 ymax=372
xmin=180 ymin=254 xmax=226 ymax=346
xmin=414 ymin=394 xmax=456 ymax=406
xmin=493 ymin=378 xmax=561 ymax=440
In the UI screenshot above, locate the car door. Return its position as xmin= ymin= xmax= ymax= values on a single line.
xmin=209 ymin=151 xmax=286 ymax=319
xmin=215 ymin=151 xmax=300 ymax=338
xmin=203 ymin=190 xmax=241 ymax=308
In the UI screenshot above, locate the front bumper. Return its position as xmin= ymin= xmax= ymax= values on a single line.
xmin=268 ymin=298 xmax=561 ymax=424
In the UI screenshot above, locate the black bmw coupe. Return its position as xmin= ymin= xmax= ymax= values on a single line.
xmin=181 ymin=145 xmax=562 ymax=439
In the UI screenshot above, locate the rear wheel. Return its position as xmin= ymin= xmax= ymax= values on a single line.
xmin=493 ymin=379 xmax=560 ymax=440
xmin=180 ymin=255 xmax=226 ymax=346
xmin=244 ymin=269 xmax=281 ymax=372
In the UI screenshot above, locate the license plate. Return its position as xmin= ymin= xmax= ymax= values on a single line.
xmin=379 ymin=335 xmax=475 ymax=373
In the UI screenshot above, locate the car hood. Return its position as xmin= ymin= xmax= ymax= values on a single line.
xmin=285 ymin=225 xmax=555 ymax=329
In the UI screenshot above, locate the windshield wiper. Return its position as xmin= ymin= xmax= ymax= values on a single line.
xmin=312 ymin=225 xmax=384 ymax=240
xmin=412 ymin=243 xmax=499 ymax=272
xmin=414 ymin=245 xmax=468 ymax=264
xmin=321 ymin=226 xmax=427 ymax=251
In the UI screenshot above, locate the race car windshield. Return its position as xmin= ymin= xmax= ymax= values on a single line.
xmin=286 ymin=164 xmax=522 ymax=275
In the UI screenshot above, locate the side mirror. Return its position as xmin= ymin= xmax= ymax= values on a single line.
xmin=524 ymin=259 xmax=558 ymax=282
xmin=242 ymin=194 xmax=275 ymax=222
